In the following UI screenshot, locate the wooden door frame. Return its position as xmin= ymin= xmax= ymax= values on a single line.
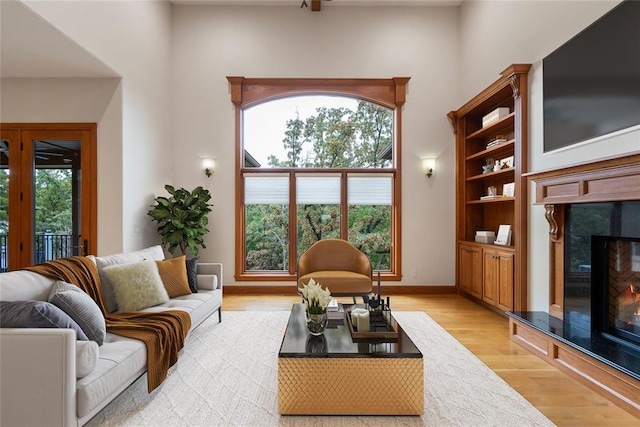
xmin=0 ymin=123 xmax=97 ymax=269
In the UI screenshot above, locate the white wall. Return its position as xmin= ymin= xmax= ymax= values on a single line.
xmin=458 ymin=0 xmax=640 ymax=310
xmin=171 ymin=5 xmax=460 ymax=286
xmin=8 ymin=1 xmax=634 ymax=295
xmin=22 ymin=0 xmax=174 ymax=254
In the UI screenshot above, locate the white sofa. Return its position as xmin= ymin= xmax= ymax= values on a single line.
xmin=0 ymin=246 xmax=223 ymax=427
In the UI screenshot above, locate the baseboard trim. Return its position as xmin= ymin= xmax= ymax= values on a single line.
xmin=223 ymin=285 xmax=455 ymax=295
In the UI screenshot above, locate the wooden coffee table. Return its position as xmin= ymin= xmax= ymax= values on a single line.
xmin=277 ymin=304 xmax=424 ymax=415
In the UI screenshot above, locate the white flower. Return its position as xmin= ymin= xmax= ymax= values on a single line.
xmin=298 ymin=278 xmax=331 ymax=314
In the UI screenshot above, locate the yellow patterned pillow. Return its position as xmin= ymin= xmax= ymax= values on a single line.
xmin=156 ymin=256 xmax=192 ymax=298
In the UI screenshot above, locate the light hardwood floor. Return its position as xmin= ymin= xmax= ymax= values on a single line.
xmin=223 ymin=293 xmax=640 ymax=426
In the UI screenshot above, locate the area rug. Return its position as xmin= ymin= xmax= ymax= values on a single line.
xmin=86 ymin=311 xmax=554 ymax=426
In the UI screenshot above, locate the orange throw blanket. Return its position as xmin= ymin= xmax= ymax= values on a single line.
xmin=26 ymin=256 xmax=191 ymax=392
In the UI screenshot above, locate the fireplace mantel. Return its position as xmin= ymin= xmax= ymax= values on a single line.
xmin=526 ymin=151 xmax=640 ymax=205
xmin=508 ymin=153 xmax=640 ymax=417
xmin=527 ymin=152 xmax=640 ymax=318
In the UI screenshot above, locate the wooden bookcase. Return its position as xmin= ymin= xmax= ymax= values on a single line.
xmin=448 ymin=64 xmax=530 ymax=312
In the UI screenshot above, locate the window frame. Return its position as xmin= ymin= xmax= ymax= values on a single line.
xmin=227 ymin=77 xmax=410 ymax=282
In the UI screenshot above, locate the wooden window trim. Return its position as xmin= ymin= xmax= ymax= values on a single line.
xmin=227 ymin=77 xmax=409 ymax=282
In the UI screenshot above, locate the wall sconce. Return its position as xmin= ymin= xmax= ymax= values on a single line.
xmin=202 ymin=157 xmax=216 ymax=177
xmin=422 ymin=157 xmax=436 ymax=178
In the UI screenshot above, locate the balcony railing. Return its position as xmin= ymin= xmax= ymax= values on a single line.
xmin=0 ymin=234 xmax=73 ymax=272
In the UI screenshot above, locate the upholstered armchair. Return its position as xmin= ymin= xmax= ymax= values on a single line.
xmin=297 ymin=239 xmax=373 ymax=301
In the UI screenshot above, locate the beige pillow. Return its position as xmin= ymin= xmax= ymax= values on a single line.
xmin=103 ymin=260 xmax=169 ymax=312
xmin=156 ymin=256 xmax=192 ymax=298
xmin=92 ymin=245 xmax=165 ymax=313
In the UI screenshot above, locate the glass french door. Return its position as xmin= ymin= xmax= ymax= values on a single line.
xmin=0 ymin=131 xmax=17 ymax=272
xmin=0 ymin=125 xmax=96 ymax=270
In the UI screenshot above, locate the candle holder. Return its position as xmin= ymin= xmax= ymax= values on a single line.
xmin=346 ymin=308 xmax=398 ymax=343
xmin=368 ymin=270 xmax=391 ymax=312
xmin=368 ymin=295 xmax=391 ymax=312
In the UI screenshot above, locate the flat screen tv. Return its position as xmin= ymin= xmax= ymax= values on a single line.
xmin=543 ymin=0 xmax=640 ymax=153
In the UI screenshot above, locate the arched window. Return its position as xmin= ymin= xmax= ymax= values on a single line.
xmin=228 ymin=77 xmax=409 ymax=282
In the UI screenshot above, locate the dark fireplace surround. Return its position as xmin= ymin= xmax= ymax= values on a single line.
xmin=508 ymin=152 xmax=640 ymax=417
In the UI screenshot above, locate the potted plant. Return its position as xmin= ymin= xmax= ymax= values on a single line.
xmin=298 ymin=278 xmax=332 ymax=335
xmin=147 ymin=185 xmax=213 ymax=256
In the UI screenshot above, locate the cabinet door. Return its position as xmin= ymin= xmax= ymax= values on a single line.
xmin=459 ymin=244 xmax=482 ymax=298
xmin=496 ymin=252 xmax=514 ymax=311
xmin=482 ymin=250 xmax=498 ymax=305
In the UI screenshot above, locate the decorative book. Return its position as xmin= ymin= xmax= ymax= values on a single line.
xmin=482 ymin=107 xmax=510 ymax=128
xmin=475 ymin=230 xmax=496 ymax=244
xmin=327 ymin=301 xmax=345 ymax=320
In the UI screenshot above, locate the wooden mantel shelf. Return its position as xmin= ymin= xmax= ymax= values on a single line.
xmin=525 ymin=151 xmax=640 ymax=205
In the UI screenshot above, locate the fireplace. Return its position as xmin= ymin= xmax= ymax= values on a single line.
xmin=545 ymin=200 xmax=640 ymax=375
xmin=507 ymin=153 xmax=640 ymax=416
xmin=563 ymin=201 xmax=640 ymax=352
xmin=592 ymin=235 xmax=640 ymax=348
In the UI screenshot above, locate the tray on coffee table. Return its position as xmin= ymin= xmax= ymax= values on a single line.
xmin=346 ymin=309 xmax=399 ymax=343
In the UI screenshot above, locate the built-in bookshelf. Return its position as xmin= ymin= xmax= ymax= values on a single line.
xmin=447 ymin=64 xmax=530 ymax=312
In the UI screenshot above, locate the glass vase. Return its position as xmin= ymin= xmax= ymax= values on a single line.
xmin=305 ymin=335 xmax=327 ymax=354
xmin=305 ymin=311 xmax=328 ymax=336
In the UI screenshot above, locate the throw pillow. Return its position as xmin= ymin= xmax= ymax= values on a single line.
xmin=185 ymin=256 xmax=199 ymax=293
xmin=0 ymin=300 xmax=89 ymax=340
xmin=76 ymin=340 xmax=99 ymax=379
xmin=156 ymin=256 xmax=192 ymax=298
xmin=92 ymin=245 xmax=165 ymax=313
xmin=103 ymin=260 xmax=169 ymax=312
xmin=48 ymin=280 xmax=107 ymax=345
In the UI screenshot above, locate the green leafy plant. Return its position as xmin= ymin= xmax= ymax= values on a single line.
xmin=147 ymin=185 xmax=212 ymax=256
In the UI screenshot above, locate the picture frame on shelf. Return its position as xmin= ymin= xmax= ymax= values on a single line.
xmin=502 ymin=182 xmax=515 ymax=197
xmin=495 ymin=224 xmax=512 ymax=246
xmin=499 ymin=155 xmax=514 ymax=169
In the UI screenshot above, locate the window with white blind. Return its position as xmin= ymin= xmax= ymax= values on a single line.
xmin=244 ymin=175 xmax=289 ymax=271
xmin=296 ymin=175 xmax=341 ymax=259
xmin=228 ymin=76 xmax=409 ymax=281
xmin=347 ymin=175 xmax=393 ymax=270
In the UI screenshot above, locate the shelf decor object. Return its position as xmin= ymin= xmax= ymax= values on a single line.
xmin=346 ymin=308 xmax=399 ymax=343
xmin=482 ymin=107 xmax=510 ymax=128
xmin=502 ymin=182 xmax=515 ymax=197
xmin=475 ymin=230 xmax=496 ymax=244
xmin=447 ymin=64 xmax=531 ymax=313
xmin=494 ymin=225 xmax=512 ymax=246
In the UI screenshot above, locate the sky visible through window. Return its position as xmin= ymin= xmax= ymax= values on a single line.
xmin=243 ymin=95 xmax=358 ymax=167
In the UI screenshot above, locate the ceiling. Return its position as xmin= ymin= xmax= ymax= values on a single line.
xmin=169 ymin=0 xmax=462 ymax=6
xmin=0 ymin=0 xmax=461 ymax=79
